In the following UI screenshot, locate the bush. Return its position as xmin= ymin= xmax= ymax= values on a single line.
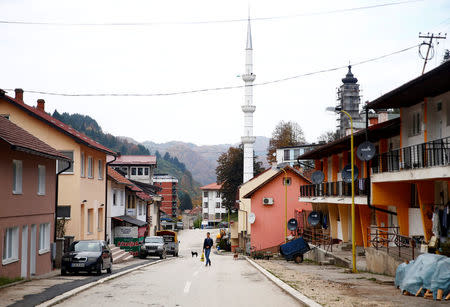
xmin=218 ymin=238 xmax=231 ymax=251
xmin=193 ymin=218 xmax=202 ymax=229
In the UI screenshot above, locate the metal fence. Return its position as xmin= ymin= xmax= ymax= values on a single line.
xmin=301 ymin=228 xmax=333 ymax=252
xmin=372 ymin=136 xmax=450 ymax=174
xmin=300 ymin=179 xmax=370 ymax=197
xmin=367 ymin=226 xmax=416 ymax=260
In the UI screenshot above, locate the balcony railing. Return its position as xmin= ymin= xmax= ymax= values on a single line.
xmin=367 ymin=226 xmax=417 ymax=261
xmin=300 ymin=179 xmax=370 ymax=198
xmin=371 ymin=136 xmax=450 ymax=174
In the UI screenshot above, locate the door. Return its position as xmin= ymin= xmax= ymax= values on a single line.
xmin=30 ymin=224 xmax=36 ymax=275
xmin=21 ymin=225 xmax=28 ymax=278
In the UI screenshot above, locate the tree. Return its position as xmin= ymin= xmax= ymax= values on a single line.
xmin=317 ymin=130 xmax=339 ymax=143
xmin=267 ymin=121 xmax=306 ymax=163
xmin=178 ymin=190 xmax=193 ymax=210
xmin=216 ymin=145 xmax=263 ymax=213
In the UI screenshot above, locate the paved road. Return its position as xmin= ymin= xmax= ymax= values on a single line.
xmin=58 ymin=229 xmax=300 ymax=307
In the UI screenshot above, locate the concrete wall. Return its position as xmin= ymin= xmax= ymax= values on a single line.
xmin=365 ymin=247 xmax=403 ymax=277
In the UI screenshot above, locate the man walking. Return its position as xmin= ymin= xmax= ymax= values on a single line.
xmin=203 ymin=232 xmax=213 ymax=266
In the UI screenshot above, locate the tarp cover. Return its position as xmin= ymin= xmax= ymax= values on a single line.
xmin=395 ymin=253 xmax=450 ymax=299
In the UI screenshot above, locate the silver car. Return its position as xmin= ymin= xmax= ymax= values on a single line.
xmin=138 ymin=236 xmax=166 ymax=259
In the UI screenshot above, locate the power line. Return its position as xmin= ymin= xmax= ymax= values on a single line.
xmin=3 ymin=44 xmax=418 ymax=98
xmin=0 ymin=0 xmax=423 ymax=27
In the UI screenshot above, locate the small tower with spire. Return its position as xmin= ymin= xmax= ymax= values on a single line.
xmin=336 ymin=65 xmax=363 ymax=137
xmin=241 ymin=17 xmax=256 ymax=183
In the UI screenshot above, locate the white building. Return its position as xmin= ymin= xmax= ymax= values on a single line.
xmin=276 ymin=145 xmax=320 ymax=166
xmin=200 ymin=183 xmax=227 ymax=225
xmin=109 ymin=155 xmax=157 ymax=184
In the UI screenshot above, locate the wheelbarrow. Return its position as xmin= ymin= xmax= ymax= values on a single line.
xmin=280 ymin=237 xmax=310 ymax=263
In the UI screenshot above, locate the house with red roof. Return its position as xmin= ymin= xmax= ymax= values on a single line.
xmin=0 ymin=115 xmax=71 ymax=279
xmin=200 ymin=182 xmax=227 ymax=227
xmin=0 ymin=89 xmax=117 ymax=242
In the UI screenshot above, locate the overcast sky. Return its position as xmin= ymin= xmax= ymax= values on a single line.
xmin=1 ymin=0 xmax=449 ymax=146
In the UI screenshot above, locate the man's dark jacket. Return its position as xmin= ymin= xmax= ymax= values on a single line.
xmin=203 ymin=237 xmax=213 ymax=250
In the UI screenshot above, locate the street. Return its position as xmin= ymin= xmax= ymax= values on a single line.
xmin=57 ymin=229 xmax=300 ymax=307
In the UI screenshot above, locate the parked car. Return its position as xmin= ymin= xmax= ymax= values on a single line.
xmin=61 ymin=240 xmax=112 ymax=276
xmin=156 ymin=230 xmax=179 ymax=257
xmin=139 ymin=236 xmax=167 ymax=259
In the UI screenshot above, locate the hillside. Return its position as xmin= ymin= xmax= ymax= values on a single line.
xmin=52 ymin=111 xmax=201 ymax=203
xmin=143 ymin=136 xmax=270 ymax=185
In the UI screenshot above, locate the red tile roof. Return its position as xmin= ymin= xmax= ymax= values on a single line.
xmin=136 ymin=192 xmax=152 ymax=201
xmin=107 ymin=167 xmax=135 ymax=185
xmin=0 ymin=115 xmax=70 ymax=161
xmin=200 ymin=182 xmax=222 ymax=190
xmin=109 ymin=155 xmax=156 ymax=165
xmin=1 ymin=93 xmax=117 ymax=156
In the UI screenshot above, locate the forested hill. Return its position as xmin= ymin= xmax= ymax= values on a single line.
xmin=52 ymin=110 xmax=201 ymax=206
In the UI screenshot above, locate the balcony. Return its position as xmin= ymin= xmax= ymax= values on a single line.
xmin=371 ymin=137 xmax=450 ymax=180
xmin=300 ymin=179 xmax=370 ymax=198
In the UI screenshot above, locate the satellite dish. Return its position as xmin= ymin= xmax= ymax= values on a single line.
xmin=311 ymin=170 xmax=325 ymax=184
xmin=308 ymin=211 xmax=321 ymax=226
xmin=248 ymin=212 xmax=256 ymax=224
xmin=357 ymin=141 xmax=376 ymax=161
xmin=341 ymin=164 xmax=359 ymax=183
xmin=287 ymin=218 xmax=298 ymax=231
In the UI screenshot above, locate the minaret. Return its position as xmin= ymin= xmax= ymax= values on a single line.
xmin=337 ymin=65 xmax=362 ymax=137
xmin=241 ymin=17 xmax=256 ymax=183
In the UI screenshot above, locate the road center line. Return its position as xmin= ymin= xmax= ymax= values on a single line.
xmin=184 ymin=281 xmax=192 ymax=294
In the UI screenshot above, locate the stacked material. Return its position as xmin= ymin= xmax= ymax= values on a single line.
xmin=395 ymin=253 xmax=450 ymax=300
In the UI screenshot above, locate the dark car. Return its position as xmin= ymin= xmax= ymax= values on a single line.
xmin=61 ymin=240 xmax=112 ymax=276
xmin=138 ymin=236 xmax=166 ymax=259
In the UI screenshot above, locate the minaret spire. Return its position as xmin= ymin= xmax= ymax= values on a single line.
xmin=241 ymin=16 xmax=256 ymax=183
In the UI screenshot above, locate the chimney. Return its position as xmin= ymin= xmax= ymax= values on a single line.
xmin=37 ymin=99 xmax=45 ymax=112
xmin=15 ymin=88 xmax=24 ymax=102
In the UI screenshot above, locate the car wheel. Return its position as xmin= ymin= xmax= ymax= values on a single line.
xmin=95 ymin=263 xmax=102 ymax=276
xmin=61 ymin=268 xmax=67 ymax=276
xmin=175 ymin=252 xmax=178 ymax=257
xmin=139 ymin=252 xmax=147 ymax=259
xmin=294 ymin=254 xmax=304 ymax=264
xmin=107 ymin=265 xmax=112 ymax=274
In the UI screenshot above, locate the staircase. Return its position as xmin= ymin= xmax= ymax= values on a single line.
xmin=109 ymin=244 xmax=134 ymax=264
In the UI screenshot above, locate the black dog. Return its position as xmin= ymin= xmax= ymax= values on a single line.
xmin=191 ymin=251 xmax=198 ymax=257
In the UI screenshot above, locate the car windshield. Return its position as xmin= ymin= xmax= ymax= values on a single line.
xmin=145 ymin=237 xmax=163 ymax=243
xmin=70 ymin=241 xmax=101 ymax=252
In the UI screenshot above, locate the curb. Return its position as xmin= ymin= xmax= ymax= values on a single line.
xmin=245 ymin=257 xmax=322 ymax=307
xmin=36 ymin=258 xmax=172 ymax=307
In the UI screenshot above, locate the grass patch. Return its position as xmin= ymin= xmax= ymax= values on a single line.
xmin=0 ymin=276 xmax=23 ymax=287
xmin=367 ymin=277 xmax=376 ymax=282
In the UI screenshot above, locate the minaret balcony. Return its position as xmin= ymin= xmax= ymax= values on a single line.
xmin=241 ymin=105 xmax=256 ymax=113
xmin=241 ymin=136 xmax=256 ymax=144
xmin=242 ymin=73 xmax=256 ymax=82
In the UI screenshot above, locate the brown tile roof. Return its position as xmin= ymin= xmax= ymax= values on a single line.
xmin=200 ymin=182 xmax=222 ymax=190
xmin=0 ymin=115 xmax=70 ymax=161
xmin=136 ymin=192 xmax=152 ymax=201
xmin=109 ymin=155 xmax=156 ymax=165
xmin=107 ymin=167 xmax=134 ymax=185
xmin=1 ymin=93 xmax=117 ymax=156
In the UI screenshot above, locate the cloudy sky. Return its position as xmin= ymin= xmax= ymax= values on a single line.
xmin=1 ymin=0 xmax=449 ymax=145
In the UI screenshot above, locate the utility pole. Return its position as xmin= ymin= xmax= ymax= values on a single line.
xmin=419 ymin=32 xmax=447 ymax=74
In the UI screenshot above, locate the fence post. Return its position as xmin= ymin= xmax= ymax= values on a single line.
xmin=376 ymin=228 xmax=378 ymax=250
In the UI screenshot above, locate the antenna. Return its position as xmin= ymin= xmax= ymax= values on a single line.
xmin=418 ymin=32 xmax=447 ymax=74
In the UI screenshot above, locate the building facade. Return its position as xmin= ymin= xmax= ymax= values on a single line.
xmin=153 ymin=174 xmax=178 ymax=218
xmin=0 ymin=90 xmax=117 ymax=242
xmin=200 ymin=183 xmax=227 ymax=225
xmin=0 ymin=116 xmax=70 ymax=279
xmin=109 ymin=155 xmax=157 ymax=185
xmin=275 ymin=144 xmax=320 ymax=166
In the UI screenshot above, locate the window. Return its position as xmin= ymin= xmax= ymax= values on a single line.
xmin=121 ymin=190 xmax=125 ymax=206
xmin=284 ymin=149 xmax=290 ymax=161
xmin=216 ymin=202 xmax=221 ymax=208
xmin=113 ymin=190 xmax=117 ymax=206
xmin=144 ymin=168 xmax=149 ymax=176
xmin=215 ymin=213 xmax=220 ymax=219
xmin=411 ymin=112 xmax=421 ymax=136
xmin=137 ymin=167 xmax=143 ymax=176
xmin=56 ymin=206 xmax=71 ymax=218
xmin=98 ymin=208 xmax=103 ymax=231
xmin=38 ymin=165 xmax=46 ymax=195
xmin=12 ymin=160 xmax=22 ymax=194
xmin=87 ymin=157 xmax=93 ymax=178
xmin=203 ymin=191 xmax=208 ymax=197
xmin=87 ymin=209 xmax=94 ymax=233
xmin=80 ymin=152 xmax=85 ymax=177
xmin=221 ymin=204 xmax=226 ymax=208
xmin=39 ymin=223 xmax=50 ymax=254
xmin=283 ymin=177 xmax=292 ymax=186
xmin=2 ymin=227 xmax=18 ymax=264
xmin=216 ymin=191 xmax=221 ymax=198
xmin=98 ymin=160 xmax=103 ymax=180
xmin=293 ymin=149 xmax=300 ymax=159
xmin=138 ymin=203 xmax=142 ymax=215
xmin=131 ymin=167 xmax=137 ymax=176
xmin=57 ymin=151 xmax=74 ymax=173
xmin=203 ymin=213 xmax=208 ymax=219
xmin=204 ymin=202 xmax=208 ymax=208
xmin=127 ymin=194 xmax=131 ymax=208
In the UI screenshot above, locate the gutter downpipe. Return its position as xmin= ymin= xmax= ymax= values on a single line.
xmin=105 ymin=154 xmax=119 ymax=243
xmin=365 ymin=107 xmax=397 ymax=216
xmin=54 ymin=160 xmax=72 ymax=242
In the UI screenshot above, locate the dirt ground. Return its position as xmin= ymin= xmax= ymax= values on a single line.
xmin=255 ymin=259 xmax=446 ymax=307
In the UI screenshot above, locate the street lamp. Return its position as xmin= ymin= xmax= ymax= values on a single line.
xmin=326 ymin=106 xmax=357 ymax=273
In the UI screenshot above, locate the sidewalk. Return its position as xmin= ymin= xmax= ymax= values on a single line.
xmin=0 ymin=258 xmax=156 ymax=307
xmin=254 ymin=259 xmax=447 ymax=307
